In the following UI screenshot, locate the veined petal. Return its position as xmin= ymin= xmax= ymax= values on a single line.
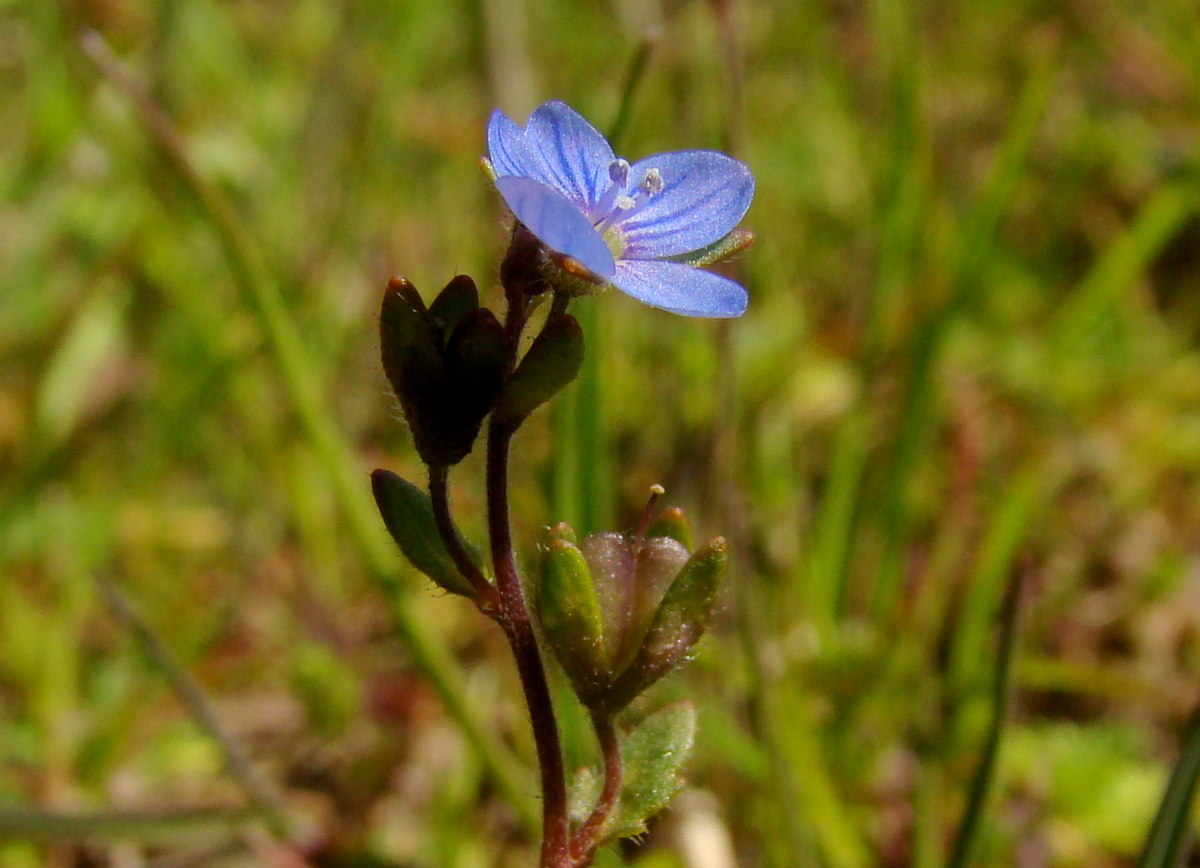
xmin=488 ymin=109 xmax=556 ymax=186
xmin=495 ymin=176 xmax=616 ymax=279
xmin=621 ymin=151 xmax=755 ymax=259
xmin=611 ymin=259 xmax=747 ymax=318
xmin=525 ymin=101 xmax=615 ymax=209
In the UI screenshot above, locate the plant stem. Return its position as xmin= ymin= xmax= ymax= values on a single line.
xmin=487 ymin=287 xmax=570 ymax=867
xmin=428 ymin=464 xmax=500 ymax=612
xmin=569 ymin=715 xmax=623 ymax=865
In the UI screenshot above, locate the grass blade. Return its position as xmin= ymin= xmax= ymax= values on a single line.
xmin=0 ymin=808 xmax=260 ymax=842
xmin=96 ymin=574 xmax=293 ymax=835
xmin=1137 ymin=705 xmax=1200 ymax=868
xmin=871 ymin=60 xmax=1057 ymax=619
xmin=945 ymin=559 xmax=1028 ymax=868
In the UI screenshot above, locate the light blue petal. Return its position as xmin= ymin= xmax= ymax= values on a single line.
xmin=524 ymin=101 xmax=615 ymax=209
xmin=620 ymin=151 xmax=755 ymax=259
xmin=488 ymin=109 xmax=559 ymax=188
xmin=611 ymin=259 xmax=748 ymax=318
xmin=495 ymin=176 xmax=616 ymax=279
xmin=488 ymin=110 xmax=533 ymax=178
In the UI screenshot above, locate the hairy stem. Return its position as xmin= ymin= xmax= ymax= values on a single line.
xmin=428 ymin=464 xmax=500 ymax=612
xmin=569 ymin=715 xmax=623 ymax=865
xmin=488 ymin=287 xmax=570 ymax=867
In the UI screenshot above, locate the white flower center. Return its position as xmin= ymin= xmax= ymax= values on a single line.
xmin=589 ymin=159 xmax=665 ymax=253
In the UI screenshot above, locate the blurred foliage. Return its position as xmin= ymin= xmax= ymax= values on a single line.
xmin=4 ymin=0 xmax=1200 ymax=866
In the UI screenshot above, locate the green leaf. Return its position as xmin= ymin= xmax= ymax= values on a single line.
xmin=588 ymin=702 xmax=698 ymax=841
xmin=493 ymin=313 xmax=584 ymax=427
xmin=370 ymin=469 xmax=479 ymax=597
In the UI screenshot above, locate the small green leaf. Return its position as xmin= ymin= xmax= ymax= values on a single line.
xmin=370 ymin=469 xmax=479 ymax=597
xmin=575 ymin=702 xmax=697 ymax=842
xmin=493 ymin=313 xmax=584 ymax=427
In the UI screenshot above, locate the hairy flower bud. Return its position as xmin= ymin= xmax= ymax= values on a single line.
xmin=533 ymin=505 xmax=726 ymax=716
xmin=380 ymin=276 xmax=505 ymax=466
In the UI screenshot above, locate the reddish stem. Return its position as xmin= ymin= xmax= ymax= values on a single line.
xmin=428 ymin=464 xmax=501 ymax=613
xmin=485 ymin=278 xmax=570 ymax=867
xmin=568 ymin=715 xmax=623 ymax=865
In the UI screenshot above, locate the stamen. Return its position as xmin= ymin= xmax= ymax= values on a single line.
xmin=606 ymin=167 xmax=666 ymax=228
xmin=634 ymin=484 xmax=666 ymax=541
xmin=595 ymin=194 xmax=636 ymax=234
xmin=589 ymin=158 xmax=632 ymax=223
xmin=610 ymin=158 xmax=631 ymax=187
xmin=639 ymin=168 xmax=663 ymax=196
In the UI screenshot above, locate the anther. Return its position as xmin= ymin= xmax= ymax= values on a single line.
xmin=589 ymin=158 xmax=633 ymax=224
xmin=639 ymin=168 xmax=664 ymax=197
xmin=609 ymin=159 xmax=631 ymax=187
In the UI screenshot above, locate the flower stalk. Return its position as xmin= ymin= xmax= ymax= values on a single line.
xmin=372 ymin=98 xmax=753 ymax=866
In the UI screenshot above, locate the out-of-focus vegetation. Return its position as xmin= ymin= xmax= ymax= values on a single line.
xmin=4 ymin=0 xmax=1200 ymax=866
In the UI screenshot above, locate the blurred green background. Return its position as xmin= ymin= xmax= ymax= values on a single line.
xmin=4 ymin=0 xmax=1200 ymax=865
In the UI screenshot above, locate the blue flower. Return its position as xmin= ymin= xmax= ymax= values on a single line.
xmin=486 ymin=100 xmax=755 ymax=318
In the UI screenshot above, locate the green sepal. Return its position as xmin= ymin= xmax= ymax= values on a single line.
xmin=568 ymin=702 xmax=698 ymax=841
xmin=370 ymin=468 xmax=480 ymax=597
xmin=645 ymin=506 xmax=695 ymax=551
xmin=492 ymin=313 xmax=584 ymax=427
xmin=429 ymin=274 xmax=479 ymax=340
xmin=604 ymin=539 xmax=727 ymax=713
xmin=536 ymin=539 xmax=611 ymax=705
xmin=543 ymin=521 xmax=578 ymax=546
xmin=665 ymin=229 xmax=755 ymax=269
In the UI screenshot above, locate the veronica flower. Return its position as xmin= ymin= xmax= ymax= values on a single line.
xmin=485 ymin=100 xmax=755 ymax=318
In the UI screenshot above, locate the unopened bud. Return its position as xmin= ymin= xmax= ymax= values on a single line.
xmin=379 ymin=275 xmax=506 ymax=466
xmin=533 ymin=507 xmax=726 ymax=716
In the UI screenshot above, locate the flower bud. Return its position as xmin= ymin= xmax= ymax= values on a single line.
xmin=533 ymin=507 xmax=726 ymax=715
xmin=380 ymin=276 xmax=506 ymax=466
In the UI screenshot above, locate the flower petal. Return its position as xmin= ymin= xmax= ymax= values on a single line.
xmin=611 ymin=259 xmax=748 ymax=318
xmin=495 ymin=176 xmax=616 ymax=279
xmin=620 ymin=151 xmax=755 ymax=259
xmin=487 ymin=109 xmax=538 ymax=179
xmin=524 ymin=101 xmax=615 ymax=209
